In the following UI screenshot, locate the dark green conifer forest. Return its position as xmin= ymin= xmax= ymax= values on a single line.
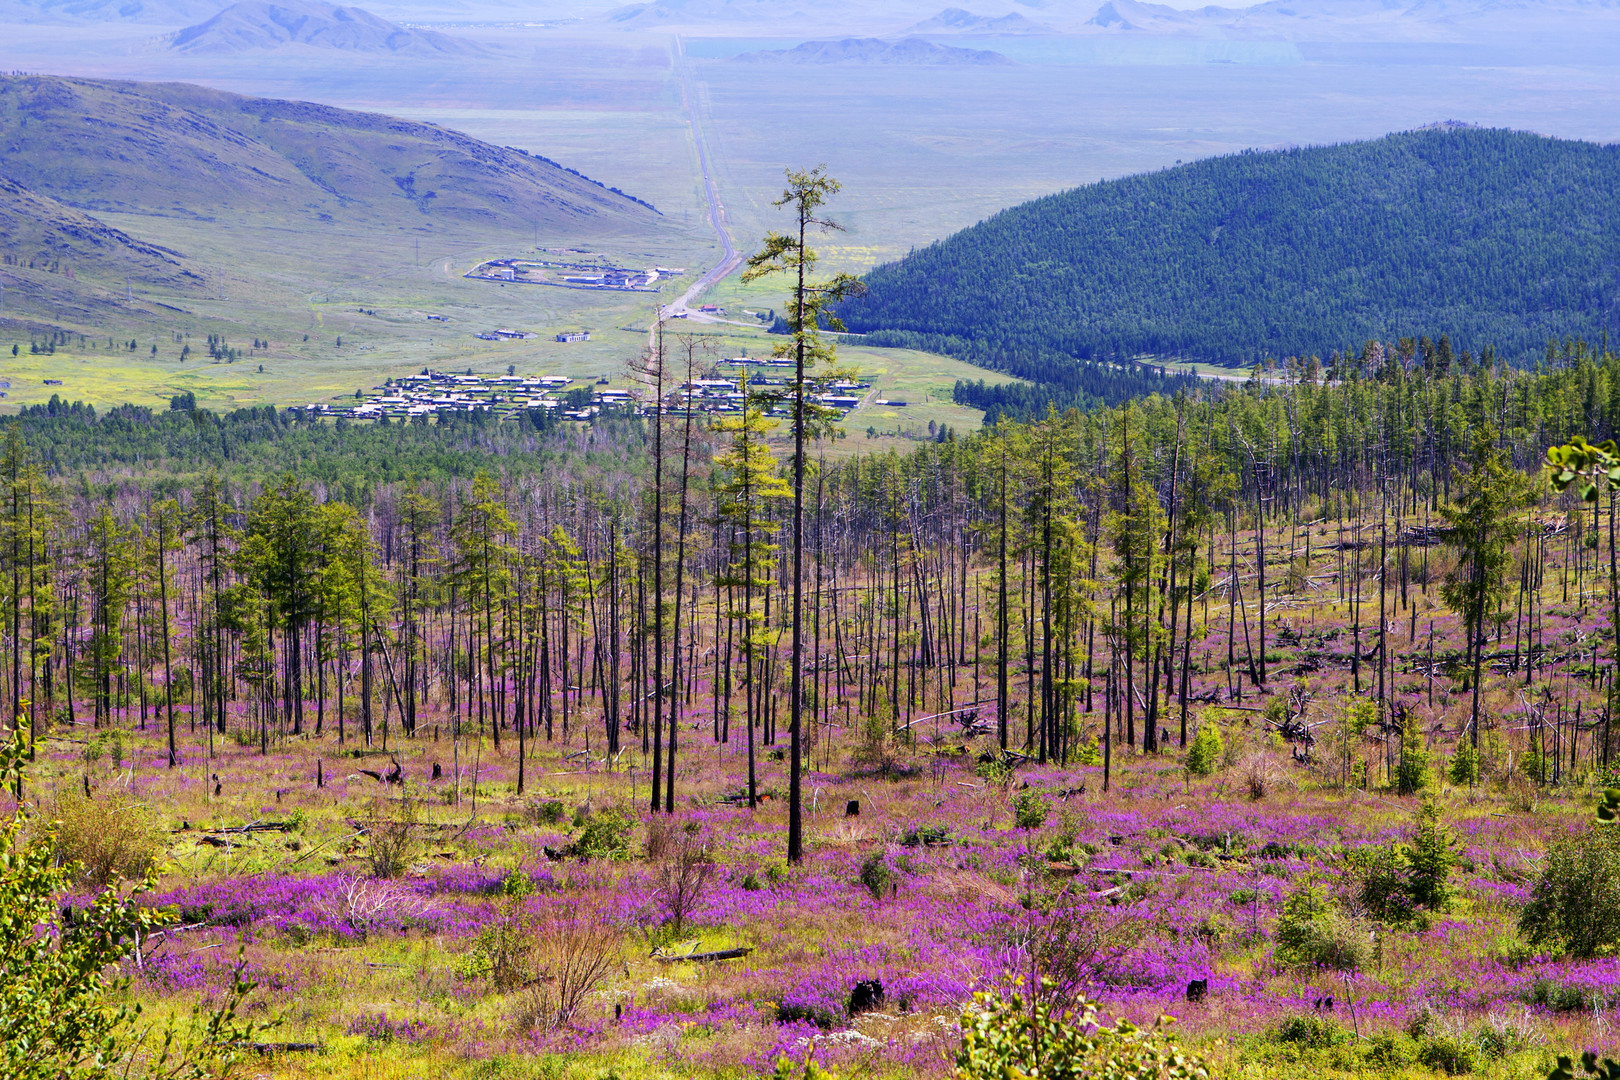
xmin=840 ymin=128 xmax=1620 ymax=395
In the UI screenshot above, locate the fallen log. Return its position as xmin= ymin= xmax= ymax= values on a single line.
xmin=651 ymin=946 xmax=753 ymax=964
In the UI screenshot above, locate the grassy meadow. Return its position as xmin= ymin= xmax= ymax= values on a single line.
xmin=24 ymin=509 xmax=1620 ymax=1080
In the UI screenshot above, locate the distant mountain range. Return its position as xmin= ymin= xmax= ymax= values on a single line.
xmin=169 ymin=0 xmax=479 ymax=54
xmin=839 ymin=127 xmax=1620 ymax=372
xmin=732 ymin=36 xmax=1012 ymax=64
xmin=0 ymin=0 xmax=224 ymax=25
xmin=6 ymin=0 xmax=1620 ymax=37
xmin=904 ymin=7 xmax=1049 ymax=34
xmin=594 ymin=0 xmax=1620 ymax=38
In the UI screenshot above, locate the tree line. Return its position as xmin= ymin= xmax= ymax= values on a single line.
xmin=0 ymin=330 xmax=1617 ymax=854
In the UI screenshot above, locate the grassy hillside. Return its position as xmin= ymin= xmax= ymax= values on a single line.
xmin=839 ymin=126 xmax=1620 ymax=372
xmin=0 ymin=75 xmax=660 ymax=232
xmin=0 ymin=74 xmax=705 ymax=407
xmin=0 ymin=174 xmax=205 ymax=322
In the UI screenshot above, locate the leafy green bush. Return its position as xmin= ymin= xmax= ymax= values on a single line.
xmin=530 ymin=799 xmax=566 ymax=826
xmin=1519 ymin=824 xmax=1620 ymax=958
xmin=1358 ymin=846 xmax=1416 ymax=924
xmin=364 ymin=796 xmax=419 ymax=879
xmin=1012 ymin=790 xmax=1049 ymax=830
xmin=1472 ymin=1011 xmax=1540 ymax=1059
xmin=571 ymin=807 xmax=633 ymax=861
xmin=975 ymin=756 xmax=1014 ymax=786
xmin=1185 ymin=720 xmax=1224 ymax=778
xmin=859 ymin=852 xmax=896 ymax=900
xmin=1448 ymin=740 xmax=1481 ymax=786
xmin=1275 ymin=882 xmax=1368 ymax=971
xmin=464 ymin=911 xmax=535 ymax=991
xmin=1364 ymin=1031 xmax=1414 ymax=1068
xmin=955 ymin=981 xmax=1207 ymax=1080
xmin=1521 ymin=978 xmax=1615 ymax=1012
xmin=1276 ymin=1013 xmax=1347 ymax=1049
xmin=901 ymin=824 xmax=950 ymax=848
xmin=50 ymin=790 xmax=162 ymax=890
xmin=1405 ymin=797 xmax=1458 ymax=911
xmin=1358 ymin=799 xmax=1457 ymax=923
xmin=1396 ymin=724 xmax=1431 ymax=795
xmin=1 ymin=733 xmax=253 ymax=1078
xmin=1417 ymin=1033 xmax=1478 ymax=1075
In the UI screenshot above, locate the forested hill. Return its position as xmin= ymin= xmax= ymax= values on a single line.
xmin=839 ymin=127 xmax=1620 ymax=380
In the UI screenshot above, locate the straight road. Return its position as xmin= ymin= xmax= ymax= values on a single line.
xmin=659 ymin=39 xmax=745 ymax=329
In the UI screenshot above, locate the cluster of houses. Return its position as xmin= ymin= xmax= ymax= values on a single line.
xmin=464 ymin=259 xmax=677 ymax=293
xmin=315 ymin=370 xmax=586 ymax=421
xmin=306 ymin=363 xmax=876 ymax=424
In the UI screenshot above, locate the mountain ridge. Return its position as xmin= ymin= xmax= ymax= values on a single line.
xmin=168 ymin=0 xmax=481 ymax=54
xmin=0 ymin=75 xmax=660 ymax=233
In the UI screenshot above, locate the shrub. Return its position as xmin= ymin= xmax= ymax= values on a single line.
xmin=955 ymin=981 xmax=1207 ymax=1080
xmin=50 ymin=791 xmax=162 ymax=890
xmin=1405 ymin=797 xmax=1458 ymax=911
xmin=501 ymin=870 xmax=537 ymax=900
xmin=365 ymin=796 xmax=418 ymax=879
xmin=901 ymin=824 xmax=951 ymax=848
xmin=1024 ymin=902 xmax=1141 ymax=1009
xmin=1358 ymin=845 xmax=1416 ymax=924
xmin=1396 ymin=724 xmax=1431 ymax=795
xmin=1417 ymin=1033 xmax=1477 ymax=1075
xmin=1185 ymin=720 xmax=1224 ymax=777
xmin=1521 ymin=748 xmax=1553 ymax=785
xmin=1472 ymin=1010 xmax=1540 ymax=1059
xmin=1448 ymin=740 xmax=1481 ymax=786
xmin=1274 ymin=882 xmax=1368 ymax=971
xmin=1 ymin=733 xmax=253 ymax=1077
xmin=1364 ymin=1031 xmax=1413 ymax=1068
xmin=1520 ymin=978 xmax=1614 ymax=1012
xmin=572 ymin=807 xmax=633 ymax=861
xmin=530 ymin=799 xmax=566 ymax=826
xmin=465 ymin=910 xmax=535 ymax=991
xmin=859 ymin=852 xmax=896 ymax=900
xmin=512 ymin=906 xmax=621 ymax=1032
xmin=776 ymin=1001 xmax=838 ymax=1029
xmin=1277 ymin=1013 xmax=1347 ymax=1049
xmin=1519 ymin=824 xmax=1620 ymax=958
xmin=1012 ymin=790 xmax=1049 ymax=830
xmin=975 ymin=756 xmax=1014 ymax=787
xmin=654 ymin=825 xmax=715 ymax=936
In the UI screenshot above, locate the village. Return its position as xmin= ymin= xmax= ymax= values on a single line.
xmin=463 ymin=256 xmax=680 ymax=292
xmin=304 ymin=362 xmax=877 ymax=423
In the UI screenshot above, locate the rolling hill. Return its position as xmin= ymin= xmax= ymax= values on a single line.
xmin=168 ymin=0 xmax=479 ymax=54
xmin=838 ymin=126 xmax=1620 ymax=381
xmin=0 ymin=75 xmax=660 ymax=233
xmin=0 ymin=174 xmax=207 ymax=326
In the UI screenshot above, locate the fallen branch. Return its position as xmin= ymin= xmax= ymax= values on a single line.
xmin=651 ymin=947 xmax=753 ymax=964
